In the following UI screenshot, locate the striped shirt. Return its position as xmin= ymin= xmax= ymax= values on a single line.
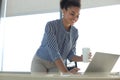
xmin=36 ymin=19 xmax=78 ymax=62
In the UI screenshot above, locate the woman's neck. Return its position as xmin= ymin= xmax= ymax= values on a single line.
xmin=62 ymin=19 xmax=71 ymax=31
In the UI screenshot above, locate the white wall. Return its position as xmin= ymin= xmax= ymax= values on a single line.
xmin=6 ymin=0 xmax=120 ymax=16
xmin=6 ymin=0 xmax=59 ymax=16
xmin=81 ymin=0 xmax=120 ymax=9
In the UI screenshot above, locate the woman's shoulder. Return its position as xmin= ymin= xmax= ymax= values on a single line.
xmin=45 ymin=19 xmax=61 ymax=32
xmin=47 ymin=19 xmax=61 ymax=25
xmin=71 ymin=26 xmax=78 ymax=33
xmin=71 ymin=26 xmax=78 ymax=38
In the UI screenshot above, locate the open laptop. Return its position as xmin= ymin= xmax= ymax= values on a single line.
xmin=83 ymin=52 xmax=120 ymax=76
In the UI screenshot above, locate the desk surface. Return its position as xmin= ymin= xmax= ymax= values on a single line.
xmin=0 ymin=72 xmax=120 ymax=80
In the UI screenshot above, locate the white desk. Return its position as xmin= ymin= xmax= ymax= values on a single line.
xmin=0 ymin=72 xmax=120 ymax=80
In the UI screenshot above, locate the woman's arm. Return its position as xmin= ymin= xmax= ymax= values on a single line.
xmin=55 ymin=58 xmax=80 ymax=74
xmin=71 ymin=52 xmax=92 ymax=62
xmin=55 ymin=59 xmax=69 ymax=73
xmin=71 ymin=55 xmax=83 ymax=62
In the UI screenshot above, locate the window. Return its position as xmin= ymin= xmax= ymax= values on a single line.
xmin=75 ymin=5 xmax=120 ymax=72
xmin=1 ymin=12 xmax=59 ymax=72
xmin=0 ymin=5 xmax=120 ymax=72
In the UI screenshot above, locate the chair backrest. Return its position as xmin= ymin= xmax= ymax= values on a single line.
xmin=65 ymin=59 xmax=77 ymax=71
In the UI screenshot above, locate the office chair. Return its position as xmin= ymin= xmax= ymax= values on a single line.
xmin=65 ymin=59 xmax=77 ymax=71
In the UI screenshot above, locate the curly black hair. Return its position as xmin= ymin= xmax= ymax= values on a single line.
xmin=60 ymin=0 xmax=81 ymax=10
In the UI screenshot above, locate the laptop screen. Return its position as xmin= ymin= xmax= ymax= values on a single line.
xmin=84 ymin=52 xmax=120 ymax=74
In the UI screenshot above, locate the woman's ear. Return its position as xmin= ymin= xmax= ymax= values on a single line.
xmin=62 ymin=8 xmax=66 ymax=16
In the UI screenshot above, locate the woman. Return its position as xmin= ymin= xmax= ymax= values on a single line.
xmin=31 ymin=0 xmax=88 ymax=74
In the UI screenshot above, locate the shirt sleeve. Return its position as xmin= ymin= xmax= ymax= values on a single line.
xmin=67 ymin=46 xmax=76 ymax=61
xmin=67 ymin=29 xmax=78 ymax=61
xmin=45 ymin=22 xmax=62 ymax=62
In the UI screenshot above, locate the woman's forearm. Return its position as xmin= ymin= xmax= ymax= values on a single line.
xmin=55 ymin=58 xmax=69 ymax=73
xmin=71 ymin=55 xmax=83 ymax=62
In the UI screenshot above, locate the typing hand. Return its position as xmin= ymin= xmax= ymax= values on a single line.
xmin=69 ymin=67 xmax=80 ymax=74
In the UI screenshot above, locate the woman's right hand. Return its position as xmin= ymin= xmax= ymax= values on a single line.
xmin=69 ymin=67 xmax=80 ymax=74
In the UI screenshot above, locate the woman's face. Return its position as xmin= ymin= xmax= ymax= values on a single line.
xmin=63 ymin=7 xmax=80 ymax=26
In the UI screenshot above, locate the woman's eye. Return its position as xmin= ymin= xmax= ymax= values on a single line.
xmin=70 ymin=13 xmax=79 ymax=18
xmin=77 ymin=15 xmax=79 ymax=18
xmin=71 ymin=13 xmax=74 ymax=16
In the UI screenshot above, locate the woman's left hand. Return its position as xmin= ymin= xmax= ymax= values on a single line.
xmin=88 ymin=52 xmax=92 ymax=61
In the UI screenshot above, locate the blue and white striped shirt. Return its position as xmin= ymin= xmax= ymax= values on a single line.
xmin=36 ymin=19 xmax=78 ymax=62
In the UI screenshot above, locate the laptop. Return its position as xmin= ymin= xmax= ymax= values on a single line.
xmin=83 ymin=52 xmax=120 ymax=76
